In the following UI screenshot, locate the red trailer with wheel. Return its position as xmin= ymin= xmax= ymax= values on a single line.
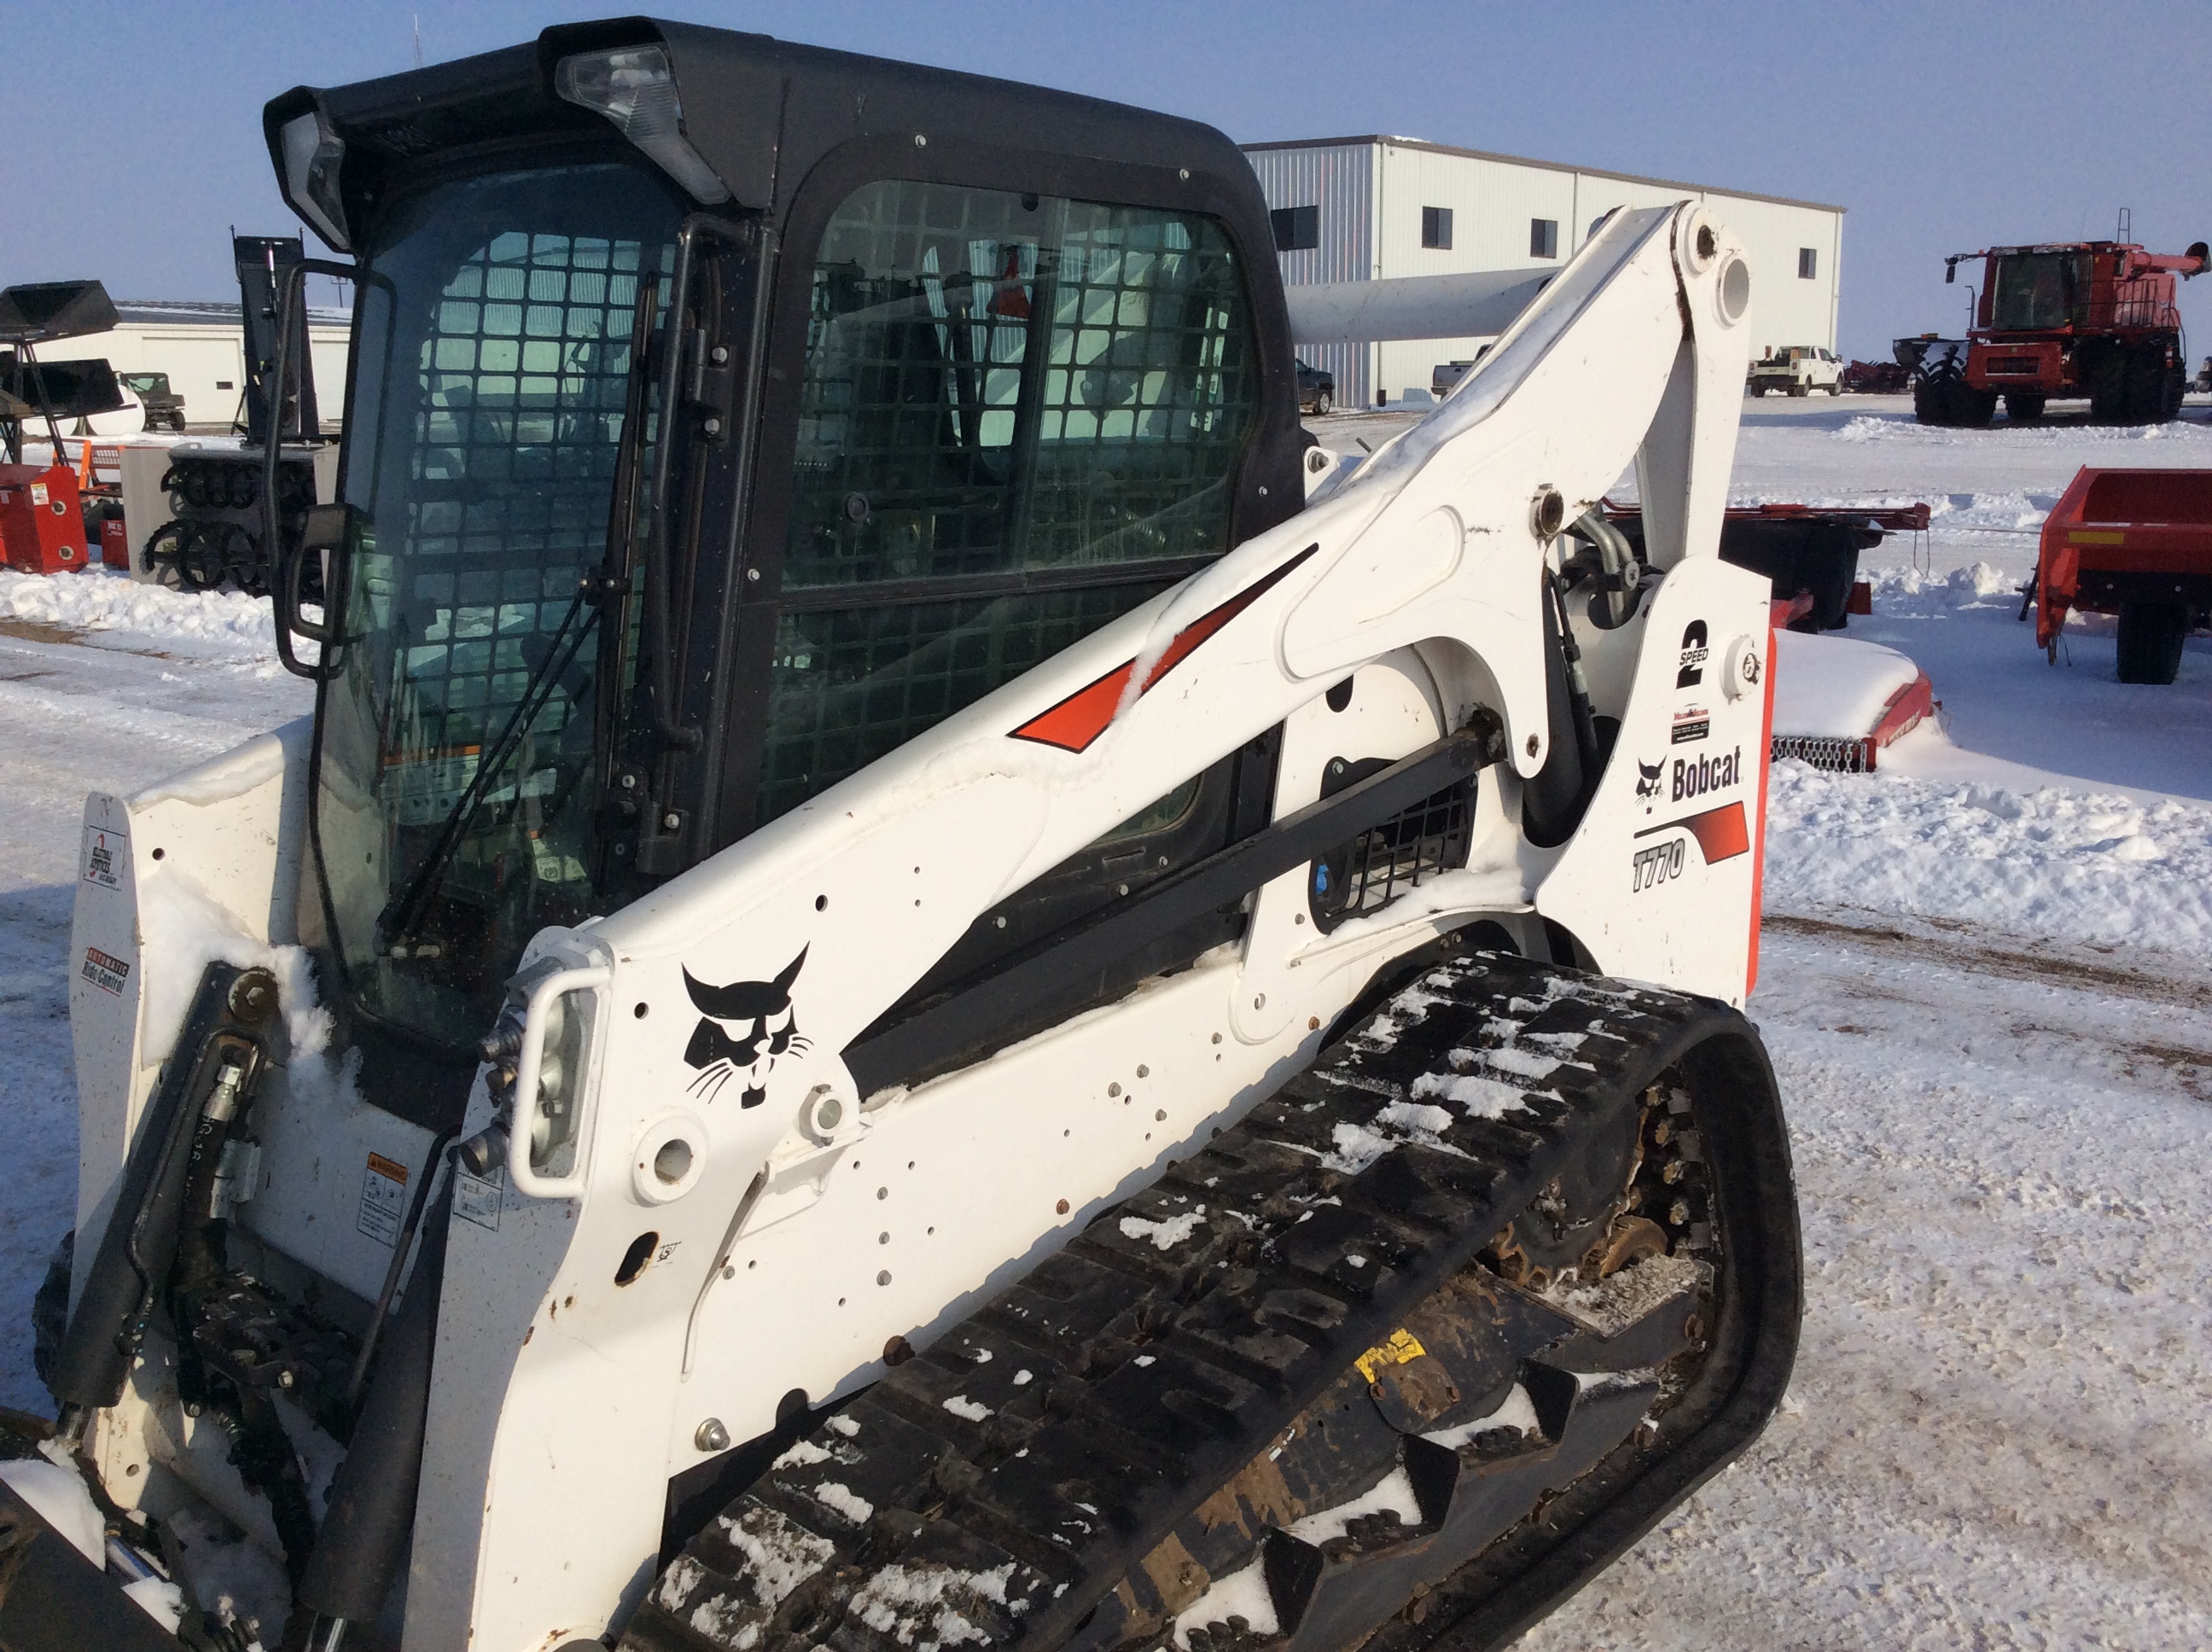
xmin=2034 ymin=467 xmax=2212 ymax=683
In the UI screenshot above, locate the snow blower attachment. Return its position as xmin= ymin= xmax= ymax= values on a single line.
xmin=40 ymin=21 xmax=1799 ymax=1649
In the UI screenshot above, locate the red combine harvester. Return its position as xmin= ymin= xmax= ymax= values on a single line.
xmin=2034 ymin=468 xmax=2212 ymax=683
xmin=1912 ymin=238 xmax=2208 ymax=427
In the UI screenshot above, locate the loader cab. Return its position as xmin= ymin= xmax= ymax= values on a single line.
xmin=267 ymin=22 xmax=1307 ymax=1111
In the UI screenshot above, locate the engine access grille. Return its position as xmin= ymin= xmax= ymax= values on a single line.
xmin=1770 ymin=733 xmax=1874 ymax=772
xmin=1309 ymin=760 xmax=1474 ymax=934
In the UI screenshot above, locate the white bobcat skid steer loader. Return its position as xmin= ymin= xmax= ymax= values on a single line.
xmin=26 ymin=20 xmax=1799 ymax=1652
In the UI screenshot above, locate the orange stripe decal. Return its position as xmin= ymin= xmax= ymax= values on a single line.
xmin=1009 ymin=546 xmax=1318 ymax=753
xmin=1636 ymin=800 xmax=1750 ymax=864
xmin=1682 ymin=801 xmax=1751 ymax=863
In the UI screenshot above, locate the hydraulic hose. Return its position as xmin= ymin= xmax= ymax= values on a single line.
xmin=1520 ymin=571 xmax=1603 ymax=847
xmin=296 ymin=1166 xmax=457 ymax=1626
xmin=49 ymin=966 xmax=271 ymax=1425
xmin=1571 ymin=509 xmax=1643 ymax=629
xmin=343 ymin=1129 xmax=455 ymax=1417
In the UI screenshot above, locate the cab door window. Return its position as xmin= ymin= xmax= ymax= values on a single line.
xmin=757 ymin=178 xmax=1258 ymax=825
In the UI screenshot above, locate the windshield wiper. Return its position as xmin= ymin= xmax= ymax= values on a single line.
xmin=375 ymin=276 xmax=662 ymax=957
xmin=375 ymin=584 xmax=605 ymax=951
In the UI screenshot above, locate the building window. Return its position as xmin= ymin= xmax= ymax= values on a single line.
xmin=1530 ymin=218 xmax=1559 ymax=259
xmin=1272 ymin=206 xmax=1319 ymax=253
xmin=1798 ymin=247 xmax=1818 ymax=280
xmin=1422 ymin=206 xmax=1453 ymax=250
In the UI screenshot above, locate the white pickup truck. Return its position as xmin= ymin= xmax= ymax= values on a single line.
xmin=1749 ymin=345 xmax=1844 ymax=396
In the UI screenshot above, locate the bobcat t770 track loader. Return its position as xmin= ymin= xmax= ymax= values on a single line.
xmin=26 ymin=20 xmax=1799 ymax=1651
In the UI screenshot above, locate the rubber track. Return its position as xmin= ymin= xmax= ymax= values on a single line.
xmin=623 ymin=952 xmax=1725 ymax=1652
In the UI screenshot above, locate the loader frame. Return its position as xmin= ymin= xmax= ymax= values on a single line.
xmin=53 ymin=24 xmax=1782 ymax=1650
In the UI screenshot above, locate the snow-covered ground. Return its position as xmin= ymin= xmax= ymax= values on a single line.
xmin=0 ymin=397 xmax=2206 ymax=1644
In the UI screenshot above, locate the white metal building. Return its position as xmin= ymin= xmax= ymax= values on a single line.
xmin=51 ymin=300 xmax=352 ymax=432
xmin=1244 ymin=136 xmax=1844 ymax=408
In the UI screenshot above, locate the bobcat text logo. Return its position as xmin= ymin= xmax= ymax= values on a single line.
xmin=1675 ymin=620 xmax=1709 ymax=689
xmin=1672 ymin=745 xmax=1740 ymax=802
xmin=682 ymin=948 xmax=811 ymax=1108
xmin=1633 ymin=838 xmax=1686 ymax=893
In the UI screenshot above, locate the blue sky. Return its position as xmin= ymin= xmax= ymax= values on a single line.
xmin=6 ymin=1 xmax=2211 ymax=358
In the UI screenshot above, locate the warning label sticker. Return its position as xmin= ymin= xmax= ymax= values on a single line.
xmin=80 ymin=946 xmax=131 ymax=997
xmin=29 ymin=483 xmax=48 ymax=507
xmin=80 ymin=825 xmax=126 ymax=890
xmin=455 ymin=1168 xmax=503 ymax=1232
xmin=357 ymin=1153 xmax=409 ymax=1247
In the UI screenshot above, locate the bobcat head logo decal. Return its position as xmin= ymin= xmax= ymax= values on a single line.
xmin=1636 ymin=758 xmax=1666 ymax=806
xmin=682 ymin=948 xmax=811 ymax=1108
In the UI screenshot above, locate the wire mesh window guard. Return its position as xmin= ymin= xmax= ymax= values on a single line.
xmin=1307 ymin=761 xmax=1476 ymax=934
xmin=317 ymin=161 xmax=680 ymax=1038
xmin=760 ymin=177 xmax=1259 ymax=826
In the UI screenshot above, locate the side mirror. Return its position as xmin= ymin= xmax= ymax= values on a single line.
xmin=1944 ymin=258 xmax=1957 ymax=285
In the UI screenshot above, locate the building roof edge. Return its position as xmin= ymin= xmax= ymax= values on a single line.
xmin=1238 ymin=134 xmax=1846 ymax=215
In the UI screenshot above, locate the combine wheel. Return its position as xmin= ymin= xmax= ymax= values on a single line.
xmin=2087 ymin=347 xmax=2131 ymax=423
xmin=626 ymin=952 xmax=1801 ymax=1652
xmin=2002 ymin=393 xmax=2046 ymax=423
xmin=2116 ymin=600 xmax=2187 ymax=684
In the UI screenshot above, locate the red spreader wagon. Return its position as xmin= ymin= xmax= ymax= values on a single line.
xmin=2034 ymin=467 xmax=2212 ymax=683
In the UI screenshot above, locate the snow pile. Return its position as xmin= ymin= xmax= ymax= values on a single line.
xmin=1286 ymin=1466 xmax=1423 ymax=1544
xmin=1831 ymin=413 xmax=2212 ymax=453
xmin=1169 ymin=1557 xmax=1278 ymax=1646
xmin=137 ymin=869 xmax=359 ymax=1111
xmin=1765 ymin=759 xmax=2212 ymax=955
xmin=0 ymin=1452 xmax=103 ymax=1562
xmin=1861 ymin=559 xmax=2023 ymax=615
xmin=0 ymin=1451 xmax=189 ymax=1633
xmin=0 ymin=567 xmax=280 ymax=662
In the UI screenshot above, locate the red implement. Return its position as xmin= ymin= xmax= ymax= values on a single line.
xmin=0 ymin=462 xmax=90 ymax=574
xmin=2034 ymin=468 xmax=2212 ymax=680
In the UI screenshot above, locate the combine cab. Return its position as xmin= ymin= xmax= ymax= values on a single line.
xmin=1913 ymin=238 xmax=2209 ymax=426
